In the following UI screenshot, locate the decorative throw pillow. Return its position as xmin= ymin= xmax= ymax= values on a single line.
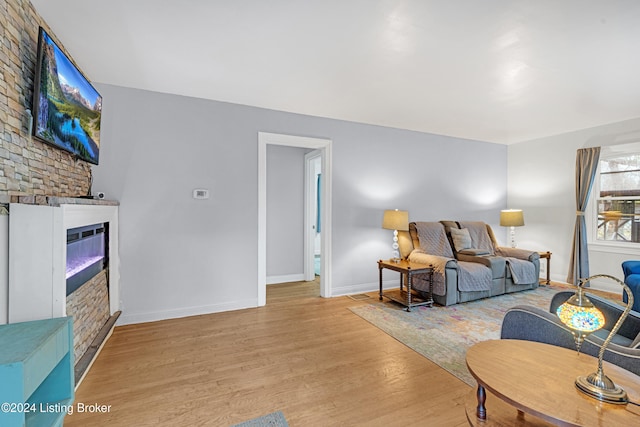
xmin=450 ymin=228 xmax=472 ymax=252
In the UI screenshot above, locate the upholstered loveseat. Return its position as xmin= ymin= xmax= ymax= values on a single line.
xmin=398 ymin=221 xmax=540 ymax=306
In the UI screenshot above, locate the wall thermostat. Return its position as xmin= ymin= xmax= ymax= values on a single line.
xmin=193 ymin=189 xmax=210 ymax=199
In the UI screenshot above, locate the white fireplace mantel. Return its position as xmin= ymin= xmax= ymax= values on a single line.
xmin=8 ymin=201 xmax=119 ymax=323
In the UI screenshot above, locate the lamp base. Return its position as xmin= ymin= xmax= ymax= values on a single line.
xmin=575 ymin=372 xmax=628 ymax=404
xmin=509 ymin=226 xmax=517 ymax=248
xmin=391 ymin=230 xmax=400 ymax=263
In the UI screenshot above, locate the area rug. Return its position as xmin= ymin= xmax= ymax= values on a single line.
xmin=349 ymin=286 xmax=567 ymax=386
xmin=231 ymin=410 xmax=288 ymax=427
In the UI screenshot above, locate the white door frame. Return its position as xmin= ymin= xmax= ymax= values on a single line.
xmin=304 ymin=150 xmax=321 ymax=282
xmin=258 ymin=132 xmax=332 ymax=306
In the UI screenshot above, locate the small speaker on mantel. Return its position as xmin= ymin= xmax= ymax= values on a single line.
xmin=193 ymin=189 xmax=210 ymax=200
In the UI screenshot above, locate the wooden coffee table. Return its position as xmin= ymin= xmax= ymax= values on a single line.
xmin=465 ymin=340 xmax=640 ymax=426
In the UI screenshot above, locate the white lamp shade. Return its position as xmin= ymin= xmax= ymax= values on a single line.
xmin=500 ymin=209 xmax=524 ymax=227
xmin=382 ymin=210 xmax=409 ymax=231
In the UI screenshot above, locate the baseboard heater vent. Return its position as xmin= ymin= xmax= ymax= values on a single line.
xmin=348 ymin=294 xmax=371 ymax=301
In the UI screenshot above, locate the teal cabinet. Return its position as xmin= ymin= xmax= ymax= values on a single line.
xmin=0 ymin=317 xmax=74 ymax=427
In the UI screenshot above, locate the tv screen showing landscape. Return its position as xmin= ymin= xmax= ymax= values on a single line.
xmin=33 ymin=27 xmax=102 ymax=165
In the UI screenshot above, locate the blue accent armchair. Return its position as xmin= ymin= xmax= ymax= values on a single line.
xmin=621 ymin=260 xmax=640 ymax=312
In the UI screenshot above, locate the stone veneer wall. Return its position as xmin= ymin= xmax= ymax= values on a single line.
xmin=66 ymin=269 xmax=110 ymax=364
xmin=0 ymin=0 xmax=91 ymax=200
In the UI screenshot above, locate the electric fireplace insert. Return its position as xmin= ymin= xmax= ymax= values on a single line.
xmin=66 ymin=222 xmax=108 ymax=295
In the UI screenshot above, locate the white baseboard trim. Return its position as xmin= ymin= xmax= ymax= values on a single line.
xmin=586 ymin=279 xmax=622 ymax=295
xmin=267 ymin=273 xmax=305 ymax=285
xmin=547 ymin=275 xmax=621 ymax=295
xmin=331 ymin=280 xmax=401 ymax=297
xmin=116 ymin=298 xmax=257 ymax=326
xmin=550 ymin=273 xmax=568 ymax=285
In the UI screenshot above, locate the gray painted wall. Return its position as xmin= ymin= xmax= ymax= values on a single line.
xmin=266 ymin=145 xmax=307 ymax=282
xmin=93 ymin=83 xmax=508 ymax=324
xmin=508 ymin=117 xmax=640 ymax=292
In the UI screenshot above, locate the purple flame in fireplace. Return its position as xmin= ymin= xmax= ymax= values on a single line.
xmin=66 ymin=256 xmax=104 ymax=280
xmin=66 ymin=223 xmax=107 ymax=295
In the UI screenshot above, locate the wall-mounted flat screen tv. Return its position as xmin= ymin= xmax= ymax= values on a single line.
xmin=32 ymin=27 xmax=102 ymax=165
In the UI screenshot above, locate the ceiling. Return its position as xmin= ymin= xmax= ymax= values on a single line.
xmin=30 ymin=0 xmax=640 ymax=144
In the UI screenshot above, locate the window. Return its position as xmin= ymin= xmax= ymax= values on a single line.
xmin=595 ymin=152 xmax=640 ymax=243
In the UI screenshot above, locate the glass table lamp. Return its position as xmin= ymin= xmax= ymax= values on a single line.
xmin=556 ymin=274 xmax=634 ymax=404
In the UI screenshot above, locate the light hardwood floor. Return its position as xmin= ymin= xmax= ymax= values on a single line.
xmin=65 ymin=279 xmax=472 ymax=426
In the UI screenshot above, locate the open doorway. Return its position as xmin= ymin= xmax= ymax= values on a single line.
xmin=257 ymin=132 xmax=332 ymax=306
xmin=305 ymin=150 xmax=322 ymax=281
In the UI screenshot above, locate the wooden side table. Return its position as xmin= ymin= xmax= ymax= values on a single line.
xmin=538 ymin=251 xmax=551 ymax=285
xmin=378 ymin=259 xmax=433 ymax=311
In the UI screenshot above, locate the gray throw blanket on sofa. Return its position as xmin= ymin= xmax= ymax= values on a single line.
xmin=459 ymin=221 xmax=537 ymax=285
xmin=408 ymin=249 xmax=450 ymax=296
xmin=415 ymin=221 xmax=453 ymax=258
xmin=410 ymin=222 xmax=491 ymax=294
xmin=504 ymin=257 xmax=536 ymax=284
